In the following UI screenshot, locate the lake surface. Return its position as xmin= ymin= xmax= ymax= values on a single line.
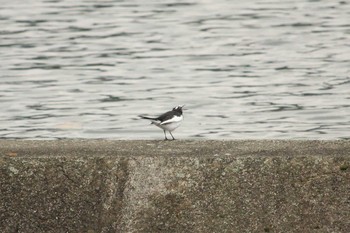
xmin=1 ymin=0 xmax=350 ymax=139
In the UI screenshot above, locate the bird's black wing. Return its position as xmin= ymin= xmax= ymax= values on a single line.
xmin=157 ymin=110 xmax=177 ymax=122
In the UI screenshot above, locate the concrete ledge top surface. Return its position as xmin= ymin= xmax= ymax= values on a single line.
xmin=1 ymin=139 xmax=349 ymax=158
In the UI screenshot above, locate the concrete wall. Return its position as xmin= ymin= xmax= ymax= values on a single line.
xmin=0 ymin=140 xmax=349 ymax=233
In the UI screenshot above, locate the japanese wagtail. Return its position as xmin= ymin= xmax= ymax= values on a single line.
xmin=139 ymin=105 xmax=185 ymax=140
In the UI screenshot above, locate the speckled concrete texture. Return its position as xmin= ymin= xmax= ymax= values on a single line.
xmin=0 ymin=140 xmax=349 ymax=232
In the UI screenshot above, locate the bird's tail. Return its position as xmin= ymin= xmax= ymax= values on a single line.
xmin=139 ymin=115 xmax=157 ymax=120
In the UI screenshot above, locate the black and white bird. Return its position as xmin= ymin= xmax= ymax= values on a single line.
xmin=139 ymin=105 xmax=185 ymax=140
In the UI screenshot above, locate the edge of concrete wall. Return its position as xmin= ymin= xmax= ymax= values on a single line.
xmin=1 ymin=140 xmax=349 ymax=232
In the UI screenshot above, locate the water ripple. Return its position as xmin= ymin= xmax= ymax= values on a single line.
xmin=0 ymin=0 xmax=350 ymax=139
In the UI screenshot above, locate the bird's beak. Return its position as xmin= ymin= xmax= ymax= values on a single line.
xmin=182 ymin=105 xmax=188 ymax=110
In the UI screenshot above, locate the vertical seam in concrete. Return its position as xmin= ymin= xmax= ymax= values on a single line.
xmin=102 ymin=156 xmax=130 ymax=233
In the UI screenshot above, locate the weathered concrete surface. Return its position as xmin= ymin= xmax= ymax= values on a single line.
xmin=0 ymin=140 xmax=349 ymax=233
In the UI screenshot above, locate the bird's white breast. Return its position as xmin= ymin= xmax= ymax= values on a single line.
xmin=152 ymin=115 xmax=183 ymax=132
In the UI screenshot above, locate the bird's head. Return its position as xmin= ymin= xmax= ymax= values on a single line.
xmin=173 ymin=105 xmax=186 ymax=113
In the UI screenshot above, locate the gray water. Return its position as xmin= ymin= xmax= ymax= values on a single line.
xmin=1 ymin=0 xmax=350 ymax=140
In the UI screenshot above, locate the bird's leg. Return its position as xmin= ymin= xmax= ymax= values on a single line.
xmin=169 ymin=132 xmax=175 ymax=140
xmin=163 ymin=130 xmax=168 ymax=140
